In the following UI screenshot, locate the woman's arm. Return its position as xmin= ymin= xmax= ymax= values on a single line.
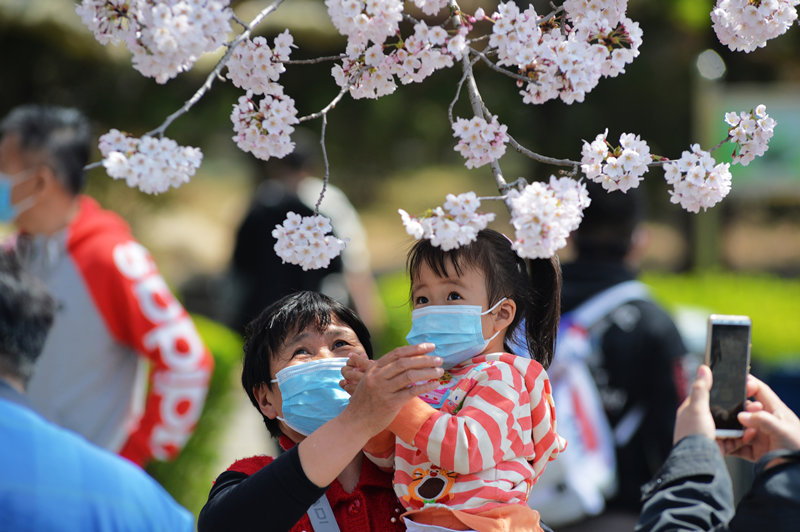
xmin=200 ymin=345 xmax=442 ymax=531
xmin=198 ymin=447 xmax=324 ymax=532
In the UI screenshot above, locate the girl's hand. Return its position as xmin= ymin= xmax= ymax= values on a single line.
xmin=341 ymin=353 xmax=371 ymax=394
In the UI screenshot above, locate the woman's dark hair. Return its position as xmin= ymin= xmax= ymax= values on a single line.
xmin=406 ymin=229 xmax=561 ymax=369
xmin=241 ymin=291 xmax=373 ymax=438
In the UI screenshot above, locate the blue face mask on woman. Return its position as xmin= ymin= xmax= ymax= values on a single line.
xmin=272 ymin=357 xmax=350 ymax=436
xmin=405 ymin=298 xmax=506 ymax=369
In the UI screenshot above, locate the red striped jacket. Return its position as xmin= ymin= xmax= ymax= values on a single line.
xmin=364 ymin=352 xmax=566 ymax=531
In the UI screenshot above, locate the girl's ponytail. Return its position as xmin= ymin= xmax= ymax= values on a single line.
xmin=524 ymin=255 xmax=561 ymax=369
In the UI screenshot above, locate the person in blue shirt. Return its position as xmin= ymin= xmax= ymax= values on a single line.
xmin=0 ymin=248 xmax=194 ymax=532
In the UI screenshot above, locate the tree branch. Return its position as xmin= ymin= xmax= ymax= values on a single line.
xmin=145 ymin=0 xmax=287 ymax=138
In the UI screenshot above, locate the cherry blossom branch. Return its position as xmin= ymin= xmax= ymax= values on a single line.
xmin=298 ymin=64 xmax=368 ymax=213
xmin=145 ymin=0 xmax=287 ymax=138
xmin=469 ymin=47 xmax=533 ymax=84
xmin=316 ymin=114 xmax=330 ymax=216
xmin=449 ymin=0 xmax=509 ymax=195
xmin=84 ymin=0 xmax=287 ymax=171
xmin=285 ymin=55 xmax=346 ymax=65
xmin=506 ymin=133 xmax=581 ymax=168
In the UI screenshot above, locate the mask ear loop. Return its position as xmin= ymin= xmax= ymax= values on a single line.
xmin=481 ymin=297 xmax=509 ymax=346
xmin=481 ymin=297 xmax=507 ymax=316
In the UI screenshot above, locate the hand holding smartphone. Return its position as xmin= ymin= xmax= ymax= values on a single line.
xmin=704 ymin=314 xmax=752 ymax=439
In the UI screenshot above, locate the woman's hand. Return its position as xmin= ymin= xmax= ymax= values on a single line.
xmin=340 ymin=343 xmax=442 ymax=436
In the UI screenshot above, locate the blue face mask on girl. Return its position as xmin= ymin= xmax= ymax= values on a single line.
xmin=405 ymin=298 xmax=506 ymax=369
xmin=271 ymin=357 xmax=350 ymax=436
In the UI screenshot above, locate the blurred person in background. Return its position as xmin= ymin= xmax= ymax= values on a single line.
xmin=535 ymin=182 xmax=688 ymax=531
xmin=0 ymin=104 xmax=213 ymax=467
xmin=225 ymin=129 xmax=386 ymax=335
xmin=0 ymin=248 xmax=194 ymax=532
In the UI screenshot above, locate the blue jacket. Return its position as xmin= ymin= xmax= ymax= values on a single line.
xmin=0 ymin=379 xmax=194 ymax=532
xmin=636 ymin=434 xmax=800 ymax=531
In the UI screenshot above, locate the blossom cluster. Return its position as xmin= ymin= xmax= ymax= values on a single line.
xmin=272 ymin=212 xmax=347 ymax=271
xmin=490 ymin=0 xmax=643 ymax=105
xmin=725 ymin=104 xmax=776 ymax=166
xmin=230 ymin=91 xmax=299 ymax=161
xmin=452 ymin=115 xmax=508 ymax=168
xmin=711 ymin=0 xmax=799 ymax=53
xmin=325 ymin=0 xmax=403 ymax=49
xmin=506 ymin=176 xmax=591 ymax=259
xmin=398 ymin=192 xmax=496 ymax=251
xmin=98 ymin=129 xmax=203 ymax=194
xmin=331 ymin=21 xmax=463 ymax=100
xmin=663 ymin=144 xmax=732 ymax=213
xmin=581 ymin=130 xmax=652 ymax=192
xmin=76 ymin=0 xmax=231 ymax=83
xmin=226 ymin=30 xmax=294 ymax=95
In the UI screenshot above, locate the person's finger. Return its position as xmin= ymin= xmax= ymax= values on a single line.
xmin=377 ymin=343 xmax=436 ymax=366
xmin=339 ymin=378 xmax=357 ymax=394
xmin=739 ymin=410 xmax=783 ymax=437
xmin=373 ymin=353 xmax=442 ymax=383
xmin=399 ymin=378 xmax=440 ymax=400
xmin=346 ymin=354 xmax=373 ymax=371
xmin=380 ymin=365 xmax=444 ymax=393
xmin=745 ymin=374 xmax=759 ymax=398
xmin=740 ymin=426 xmax=759 ymax=445
xmin=744 ymin=400 xmax=764 ymax=413
xmin=747 ymin=375 xmax=784 ymax=412
xmin=689 ymin=364 xmax=712 ymax=410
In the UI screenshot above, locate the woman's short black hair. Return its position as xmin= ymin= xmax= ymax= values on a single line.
xmin=241 ymin=291 xmax=373 ymax=438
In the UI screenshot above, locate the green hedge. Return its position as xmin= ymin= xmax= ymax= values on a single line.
xmin=146 ymin=314 xmax=243 ymax=519
xmin=642 ymin=272 xmax=800 ymax=367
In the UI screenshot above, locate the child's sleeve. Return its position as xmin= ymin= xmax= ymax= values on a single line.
xmin=388 ymin=362 xmax=531 ymax=475
xmin=362 ymin=429 xmax=396 ymax=471
xmin=528 ymin=364 xmax=567 ymax=480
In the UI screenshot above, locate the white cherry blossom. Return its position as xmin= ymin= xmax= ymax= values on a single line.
xmin=712 ymin=0 xmax=799 ymax=53
xmin=98 ymin=129 xmax=203 ymax=194
xmin=398 ymin=192 xmax=496 ymax=251
xmin=581 ymin=130 xmax=651 ymax=192
xmin=663 ymin=144 xmax=732 ymax=213
xmin=507 ymin=176 xmax=591 ymax=259
xmin=452 ymin=115 xmax=508 ymax=168
xmin=725 ymin=104 xmax=776 ymax=166
xmin=273 ymin=212 xmax=347 ymax=270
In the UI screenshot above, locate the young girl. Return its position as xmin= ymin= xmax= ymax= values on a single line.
xmin=343 ymin=229 xmax=566 ymax=532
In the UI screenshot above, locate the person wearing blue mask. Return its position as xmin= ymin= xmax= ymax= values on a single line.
xmin=0 ymin=249 xmax=194 ymax=532
xmin=343 ymin=229 xmax=566 ymax=532
xmin=0 ymin=104 xmax=214 ymax=467
xmin=198 ymin=290 xmax=444 ymax=532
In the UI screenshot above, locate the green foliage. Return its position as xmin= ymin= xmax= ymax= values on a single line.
xmin=642 ymin=272 xmax=800 ymax=367
xmin=146 ymin=315 xmax=243 ymax=519
xmin=374 ymin=270 xmax=413 ymax=357
xmin=374 ymin=269 xmax=800 ymax=368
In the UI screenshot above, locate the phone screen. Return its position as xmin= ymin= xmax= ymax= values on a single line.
xmin=708 ymin=323 xmax=750 ymax=432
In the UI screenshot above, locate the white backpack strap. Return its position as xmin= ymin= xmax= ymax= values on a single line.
xmin=307 ymin=494 xmax=341 ymax=532
xmin=570 ymin=280 xmax=650 ymax=329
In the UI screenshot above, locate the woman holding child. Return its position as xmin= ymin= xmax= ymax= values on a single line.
xmin=198 ymin=290 xmax=444 ymax=531
xmin=199 ymin=229 xmax=565 ymax=532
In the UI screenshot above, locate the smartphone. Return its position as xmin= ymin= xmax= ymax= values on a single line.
xmin=704 ymin=314 xmax=752 ymax=438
